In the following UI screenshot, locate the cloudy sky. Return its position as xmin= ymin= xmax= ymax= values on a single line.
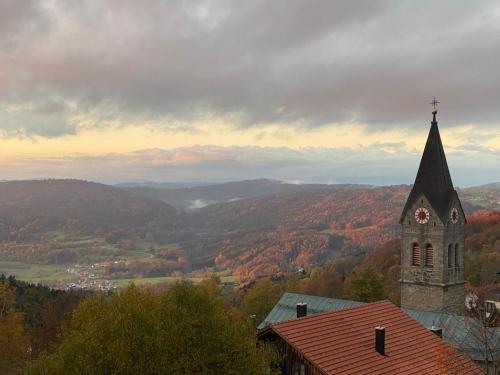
xmin=1 ymin=0 xmax=500 ymax=185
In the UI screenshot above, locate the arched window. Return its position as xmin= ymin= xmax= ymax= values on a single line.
xmin=412 ymin=243 xmax=421 ymax=266
xmin=448 ymin=244 xmax=453 ymax=268
xmin=455 ymin=244 xmax=460 ymax=267
xmin=425 ymin=244 xmax=434 ymax=267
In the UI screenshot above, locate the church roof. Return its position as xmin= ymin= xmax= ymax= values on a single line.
xmin=400 ymin=111 xmax=458 ymax=223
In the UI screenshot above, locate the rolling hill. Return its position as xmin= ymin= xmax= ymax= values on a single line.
xmin=178 ymin=182 xmax=499 ymax=278
xmin=123 ymin=179 xmax=368 ymax=209
xmin=181 ymin=185 xmax=408 ymax=276
xmin=0 ymin=179 xmax=499 ymax=282
xmin=0 ymin=180 xmax=182 ymax=241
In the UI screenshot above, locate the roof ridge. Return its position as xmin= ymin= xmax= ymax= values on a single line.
xmin=281 ymin=291 xmax=364 ymax=304
xmin=271 ymin=300 xmax=394 ymax=328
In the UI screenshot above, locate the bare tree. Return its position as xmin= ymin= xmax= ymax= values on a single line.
xmin=438 ymin=285 xmax=500 ymax=374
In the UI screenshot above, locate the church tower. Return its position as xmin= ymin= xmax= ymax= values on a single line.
xmin=400 ymin=101 xmax=465 ymax=314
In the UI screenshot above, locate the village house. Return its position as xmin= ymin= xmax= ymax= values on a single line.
xmin=258 ymin=300 xmax=483 ymax=374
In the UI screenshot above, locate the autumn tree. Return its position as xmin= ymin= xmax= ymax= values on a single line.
xmin=24 ymin=283 xmax=277 ymax=375
xmin=0 ymin=281 xmax=28 ymax=373
xmin=119 ymin=239 xmax=135 ymax=251
xmin=361 ymin=239 xmax=400 ymax=273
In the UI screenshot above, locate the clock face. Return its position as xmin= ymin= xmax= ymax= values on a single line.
xmin=415 ymin=207 xmax=430 ymax=224
xmin=450 ymin=208 xmax=459 ymax=224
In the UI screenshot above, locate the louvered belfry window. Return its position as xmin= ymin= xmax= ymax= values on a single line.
xmin=412 ymin=243 xmax=421 ymax=266
xmin=425 ymin=244 xmax=434 ymax=267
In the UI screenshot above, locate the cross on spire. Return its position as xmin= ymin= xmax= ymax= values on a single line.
xmin=430 ymin=97 xmax=440 ymax=114
xmin=429 ymin=97 xmax=439 ymax=123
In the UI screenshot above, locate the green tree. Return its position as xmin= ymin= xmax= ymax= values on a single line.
xmin=24 ymin=283 xmax=276 ymax=375
xmin=0 ymin=282 xmax=28 ymax=373
xmin=383 ymin=265 xmax=401 ymax=306
xmin=199 ymin=273 xmax=221 ymax=298
xmin=301 ymin=265 xmax=344 ymax=298
xmin=285 ymin=273 xmax=303 ymax=293
xmin=29 ymin=290 xmax=86 ymax=358
xmin=345 ymin=267 xmax=386 ymax=303
xmin=240 ymin=279 xmax=282 ymax=327
xmin=465 ymin=251 xmax=500 ymax=286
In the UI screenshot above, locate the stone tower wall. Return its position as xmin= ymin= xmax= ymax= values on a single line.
xmin=400 ymin=194 xmax=465 ymax=313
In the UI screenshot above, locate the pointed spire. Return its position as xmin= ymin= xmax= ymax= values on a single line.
xmin=413 ymin=107 xmax=453 ymax=195
xmin=401 ymin=104 xmax=456 ymax=222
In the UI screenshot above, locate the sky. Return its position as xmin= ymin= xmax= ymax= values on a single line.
xmin=1 ymin=0 xmax=500 ymax=186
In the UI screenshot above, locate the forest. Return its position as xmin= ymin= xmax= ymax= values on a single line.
xmin=2 ymin=210 xmax=499 ymax=373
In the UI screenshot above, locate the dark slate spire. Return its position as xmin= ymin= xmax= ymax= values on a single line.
xmin=400 ymin=107 xmax=456 ymax=222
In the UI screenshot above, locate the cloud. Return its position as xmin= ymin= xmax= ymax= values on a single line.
xmin=0 ymin=0 xmax=50 ymax=49
xmin=2 ymin=1 xmax=500 ymax=137
xmin=1 ymin=144 xmax=499 ymax=187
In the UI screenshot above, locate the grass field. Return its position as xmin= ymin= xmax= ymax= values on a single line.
xmin=40 ymin=231 xmax=171 ymax=263
xmin=0 ymin=261 xmax=72 ymax=284
xmin=112 ymin=275 xmax=239 ymax=289
xmin=0 ymin=260 xmax=240 ymax=289
xmin=112 ymin=276 xmax=199 ymax=288
xmin=1 ymin=231 xmax=240 ymax=289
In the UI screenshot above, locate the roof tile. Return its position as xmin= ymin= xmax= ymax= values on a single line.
xmin=261 ymin=300 xmax=483 ymax=375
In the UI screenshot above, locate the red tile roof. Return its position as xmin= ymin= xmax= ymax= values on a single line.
xmin=260 ymin=300 xmax=484 ymax=374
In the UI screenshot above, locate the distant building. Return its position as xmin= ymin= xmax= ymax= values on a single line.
xmin=259 ymin=300 xmax=483 ymax=374
xmin=400 ymin=104 xmax=465 ymax=314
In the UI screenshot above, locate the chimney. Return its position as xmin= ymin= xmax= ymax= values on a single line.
xmin=296 ymin=302 xmax=307 ymax=318
xmin=430 ymin=326 xmax=443 ymax=338
xmin=375 ymin=326 xmax=385 ymax=355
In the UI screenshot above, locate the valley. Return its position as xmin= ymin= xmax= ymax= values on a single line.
xmin=1 ymin=179 xmax=499 ymax=289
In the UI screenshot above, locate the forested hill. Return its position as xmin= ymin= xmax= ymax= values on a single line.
xmin=123 ymin=178 xmax=369 ymax=209
xmin=0 ymin=180 xmax=183 ymax=241
xmin=0 ymin=179 xmax=498 ymax=281
xmin=179 ymin=183 xmax=498 ymax=278
xmin=180 ymin=185 xmax=410 ymax=277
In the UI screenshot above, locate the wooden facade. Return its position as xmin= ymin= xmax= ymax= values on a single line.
xmin=264 ymin=334 xmax=326 ymax=375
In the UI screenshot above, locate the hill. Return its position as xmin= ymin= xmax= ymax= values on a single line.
xmin=181 ymin=185 xmax=408 ymax=277
xmin=1 ymin=179 xmax=499 ymax=285
xmin=124 ymin=179 xmax=367 ymax=209
xmin=0 ymin=180 xmax=182 ymax=241
xmin=460 ymin=183 xmax=500 ymax=211
xmin=180 ymin=183 xmax=498 ymax=278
